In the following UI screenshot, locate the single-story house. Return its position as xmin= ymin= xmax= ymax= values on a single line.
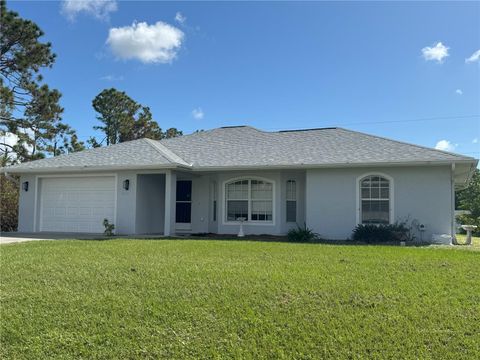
xmin=2 ymin=126 xmax=477 ymax=240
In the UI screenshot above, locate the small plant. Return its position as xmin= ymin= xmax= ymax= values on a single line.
xmin=103 ymin=218 xmax=115 ymax=236
xmin=287 ymin=223 xmax=319 ymax=243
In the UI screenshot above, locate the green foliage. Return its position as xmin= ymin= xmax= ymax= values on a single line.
xmin=0 ymin=0 xmax=83 ymax=163
xmin=1 ymin=240 xmax=479 ymax=358
xmin=352 ymin=221 xmax=414 ymax=243
xmin=0 ymin=174 xmax=19 ymax=231
xmin=456 ymin=169 xmax=480 ymax=236
xmin=102 ymin=218 xmax=115 ymax=236
xmin=91 ymin=88 xmax=183 ymax=146
xmin=92 ymin=88 xmax=163 ymax=145
xmin=287 ymin=223 xmax=319 ymax=242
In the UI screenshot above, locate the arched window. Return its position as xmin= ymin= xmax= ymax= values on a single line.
xmin=359 ymin=175 xmax=391 ymax=224
xmin=225 ymin=179 xmax=273 ymax=222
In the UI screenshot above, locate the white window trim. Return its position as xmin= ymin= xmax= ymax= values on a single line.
xmin=355 ymin=172 xmax=394 ymax=225
xmin=222 ymin=176 xmax=276 ymax=226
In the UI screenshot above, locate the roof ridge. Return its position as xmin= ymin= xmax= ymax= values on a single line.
xmin=143 ymin=138 xmax=191 ymax=166
xmin=336 ymin=127 xmax=476 ymax=161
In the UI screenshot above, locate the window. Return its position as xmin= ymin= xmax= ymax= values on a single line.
xmin=176 ymin=180 xmax=192 ymax=223
xmin=286 ymin=180 xmax=297 ymax=222
xmin=212 ymin=182 xmax=217 ymax=222
xmin=360 ymin=175 xmax=390 ymax=225
xmin=225 ymin=179 xmax=273 ymax=222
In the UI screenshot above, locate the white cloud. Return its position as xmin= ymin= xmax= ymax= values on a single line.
xmin=100 ymin=74 xmax=124 ymax=81
xmin=175 ymin=12 xmax=186 ymax=25
xmin=191 ymin=108 xmax=204 ymax=120
xmin=465 ymin=49 xmax=480 ymax=63
xmin=61 ymin=0 xmax=117 ymax=21
xmin=473 ymin=138 xmax=478 ymax=144
xmin=455 ymin=89 xmax=463 ymax=95
xmin=421 ymin=42 xmax=449 ymax=63
xmin=107 ymin=21 xmax=184 ymax=64
xmin=435 ymin=140 xmax=456 ymax=152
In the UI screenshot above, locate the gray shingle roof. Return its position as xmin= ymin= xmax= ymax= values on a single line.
xmin=3 ymin=126 xmax=476 ymax=173
xmin=4 ymin=138 xmax=190 ymax=172
xmin=159 ymin=126 xmax=475 ymax=168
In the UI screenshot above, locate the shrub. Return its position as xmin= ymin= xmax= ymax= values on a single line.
xmin=287 ymin=224 xmax=319 ymax=243
xmin=103 ymin=219 xmax=115 ymax=236
xmin=352 ymin=221 xmax=414 ymax=243
xmin=0 ymin=175 xmax=19 ymax=232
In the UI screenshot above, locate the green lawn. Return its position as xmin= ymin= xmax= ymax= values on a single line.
xmin=1 ymin=240 xmax=479 ymax=359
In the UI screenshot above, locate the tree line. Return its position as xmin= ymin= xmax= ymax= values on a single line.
xmin=0 ymin=0 xmax=181 ymax=230
xmin=0 ymin=0 xmax=181 ymax=166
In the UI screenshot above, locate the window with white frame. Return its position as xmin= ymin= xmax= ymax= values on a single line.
xmin=360 ymin=175 xmax=390 ymax=224
xmin=226 ymin=179 xmax=273 ymax=222
xmin=286 ymin=180 xmax=297 ymax=222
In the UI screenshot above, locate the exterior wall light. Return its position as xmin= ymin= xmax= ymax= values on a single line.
xmin=123 ymin=179 xmax=130 ymax=191
xmin=22 ymin=181 xmax=29 ymax=192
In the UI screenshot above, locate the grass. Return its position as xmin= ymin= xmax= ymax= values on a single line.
xmin=1 ymin=240 xmax=479 ymax=359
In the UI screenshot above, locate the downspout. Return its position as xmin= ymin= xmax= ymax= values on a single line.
xmin=451 ymin=163 xmax=457 ymax=245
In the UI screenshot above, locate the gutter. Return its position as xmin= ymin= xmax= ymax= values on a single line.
xmin=2 ymin=158 xmax=477 ymax=175
xmin=188 ymin=159 xmax=478 ymax=172
xmin=1 ymin=163 xmax=192 ymax=175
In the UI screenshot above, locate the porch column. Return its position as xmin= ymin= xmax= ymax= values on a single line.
xmin=164 ymin=170 xmax=177 ymax=236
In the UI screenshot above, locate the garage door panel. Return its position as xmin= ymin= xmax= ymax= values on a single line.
xmin=40 ymin=177 xmax=115 ymax=233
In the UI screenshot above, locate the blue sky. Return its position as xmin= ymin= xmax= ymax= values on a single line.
xmin=9 ymin=0 xmax=480 ymax=157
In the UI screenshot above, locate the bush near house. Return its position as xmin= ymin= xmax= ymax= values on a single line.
xmin=287 ymin=224 xmax=319 ymax=242
xmin=0 ymin=174 xmax=19 ymax=232
xmin=352 ymin=221 xmax=414 ymax=243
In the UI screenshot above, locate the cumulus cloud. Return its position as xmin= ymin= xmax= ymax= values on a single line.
xmin=455 ymin=89 xmax=463 ymax=95
xmin=107 ymin=21 xmax=184 ymax=64
xmin=100 ymin=74 xmax=124 ymax=81
xmin=61 ymin=0 xmax=117 ymax=21
xmin=465 ymin=49 xmax=480 ymax=63
xmin=175 ymin=12 xmax=186 ymax=25
xmin=191 ymin=108 xmax=204 ymax=120
xmin=435 ymin=140 xmax=456 ymax=152
xmin=421 ymin=42 xmax=449 ymax=63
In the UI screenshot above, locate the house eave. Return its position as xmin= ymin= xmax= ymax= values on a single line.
xmin=189 ymin=159 xmax=478 ymax=172
xmin=3 ymin=158 xmax=476 ymax=177
xmin=2 ymin=163 xmax=191 ymax=174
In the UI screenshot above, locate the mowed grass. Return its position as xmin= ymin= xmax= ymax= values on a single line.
xmin=1 ymin=240 xmax=479 ymax=359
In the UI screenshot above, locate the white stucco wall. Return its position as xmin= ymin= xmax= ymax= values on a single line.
xmin=305 ymin=166 xmax=453 ymax=240
xmin=17 ymin=174 xmax=37 ymax=232
xmin=15 ymin=166 xmax=454 ymax=240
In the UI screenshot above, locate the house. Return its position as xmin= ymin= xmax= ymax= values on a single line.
xmin=3 ymin=126 xmax=477 ymax=240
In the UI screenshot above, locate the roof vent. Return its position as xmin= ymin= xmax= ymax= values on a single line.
xmin=220 ymin=125 xmax=248 ymax=129
xmin=278 ymin=127 xmax=337 ymax=133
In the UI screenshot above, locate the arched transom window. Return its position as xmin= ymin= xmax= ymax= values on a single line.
xmin=360 ymin=175 xmax=390 ymax=224
xmin=226 ymin=179 xmax=273 ymax=222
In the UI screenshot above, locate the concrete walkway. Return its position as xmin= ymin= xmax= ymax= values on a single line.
xmin=0 ymin=232 xmax=105 ymax=244
xmin=0 ymin=232 xmax=167 ymax=244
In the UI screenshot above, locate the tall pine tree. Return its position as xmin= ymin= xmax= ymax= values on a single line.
xmin=0 ymin=0 xmax=83 ymax=164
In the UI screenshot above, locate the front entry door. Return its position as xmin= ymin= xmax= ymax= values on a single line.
xmin=176 ymin=180 xmax=192 ymax=230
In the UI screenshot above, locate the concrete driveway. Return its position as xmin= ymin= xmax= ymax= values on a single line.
xmin=0 ymin=232 xmax=105 ymax=244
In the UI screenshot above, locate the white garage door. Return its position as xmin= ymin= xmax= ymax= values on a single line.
xmin=40 ymin=176 xmax=115 ymax=233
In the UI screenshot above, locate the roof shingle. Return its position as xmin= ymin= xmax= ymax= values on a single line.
xmin=3 ymin=126 xmax=476 ymax=173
